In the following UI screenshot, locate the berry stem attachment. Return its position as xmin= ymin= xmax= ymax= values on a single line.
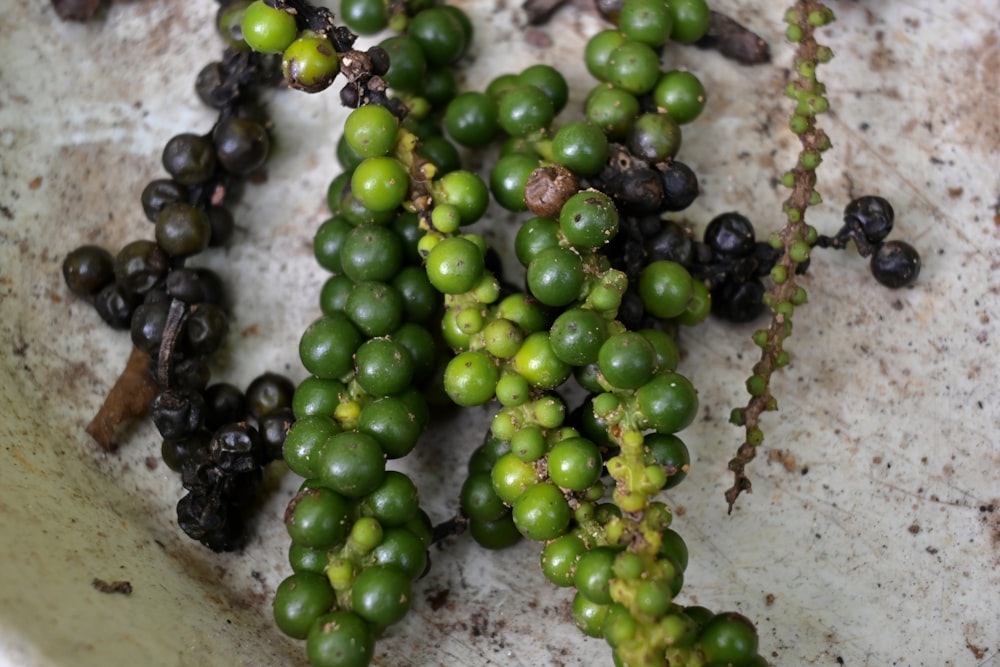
xmin=725 ymin=0 xmax=835 ymax=512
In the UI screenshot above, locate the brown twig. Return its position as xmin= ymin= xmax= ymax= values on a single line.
xmin=85 ymin=347 xmax=160 ymax=451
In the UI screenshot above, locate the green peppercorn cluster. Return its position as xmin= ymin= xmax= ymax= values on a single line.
xmin=238 ymin=0 xmax=778 ymax=663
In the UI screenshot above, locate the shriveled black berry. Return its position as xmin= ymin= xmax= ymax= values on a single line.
xmin=63 ymin=245 xmax=115 ymax=299
xmin=258 ymin=406 xmax=295 ymax=463
xmin=658 ymin=160 xmax=699 ymax=212
xmin=162 ymin=133 xmax=217 ymax=186
xmin=245 ymin=372 xmax=295 ymax=420
xmin=130 ymin=301 xmax=171 ymax=355
xmin=213 ymin=117 xmax=270 ymax=175
xmin=870 ymin=239 xmax=920 ymax=288
xmin=155 ymin=202 xmax=212 ymax=258
xmin=711 ymin=278 xmax=766 ymax=322
xmin=845 ymin=195 xmax=894 ymax=245
xmin=177 ymin=485 xmax=246 ymax=552
xmin=184 ymin=303 xmax=229 ymax=355
xmin=367 ymin=46 xmax=391 ymax=75
xmin=151 ymin=387 xmax=207 ymax=440
xmin=203 ymin=382 xmax=247 ymax=430
xmin=141 ymin=179 xmax=189 ymax=222
xmin=209 ymin=423 xmax=263 ymax=474
xmin=114 ymin=240 xmax=169 ymax=296
xmin=94 ymin=283 xmax=140 ymax=329
xmin=340 ymin=83 xmax=361 ymax=108
xmin=705 ymin=212 xmax=756 ymax=258
xmin=161 ymin=430 xmax=210 ymax=473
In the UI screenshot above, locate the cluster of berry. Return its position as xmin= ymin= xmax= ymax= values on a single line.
xmin=61 ymin=31 xmax=294 ymax=551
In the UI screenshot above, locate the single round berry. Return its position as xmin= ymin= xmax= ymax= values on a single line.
xmin=344 ymin=104 xmax=399 ymax=159
xmin=552 ymin=121 xmax=609 ymax=176
xmin=653 ymin=70 xmax=706 ymax=124
xmin=272 ymin=572 xmax=336 ymax=640
xmin=497 ymin=85 xmax=555 ymax=138
xmin=618 ymin=0 xmax=674 ymax=48
xmin=241 ymin=1 xmax=298 ymax=54
xmin=425 ymin=236 xmax=485 ymax=294
xmin=638 ymin=260 xmax=694 ymax=319
xmin=845 ymin=194 xmax=895 ymax=244
xmin=351 ymin=157 xmax=409 ymax=213
xmin=62 ymin=245 xmax=114 ymax=299
xmin=512 ymin=481 xmax=572 ymax=541
xmin=282 ymin=35 xmax=340 ymax=93
xmin=351 ymin=566 xmax=412 ymax=626
xmin=306 ymin=611 xmax=375 ymax=667
xmin=870 ymin=239 xmax=920 ymax=288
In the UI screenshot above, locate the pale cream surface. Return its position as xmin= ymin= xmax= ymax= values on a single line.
xmin=0 ymin=1 xmax=998 ymax=665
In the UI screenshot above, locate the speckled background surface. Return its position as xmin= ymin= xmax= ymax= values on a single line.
xmin=1 ymin=0 xmax=998 ymax=665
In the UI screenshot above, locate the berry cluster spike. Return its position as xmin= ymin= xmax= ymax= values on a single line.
xmin=725 ymin=0 xmax=835 ymax=512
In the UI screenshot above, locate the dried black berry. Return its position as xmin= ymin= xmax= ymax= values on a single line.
xmin=870 ymin=240 xmax=920 ymax=288
xmin=151 ymin=387 xmax=207 ymax=440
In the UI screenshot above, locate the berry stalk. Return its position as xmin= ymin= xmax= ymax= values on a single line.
xmin=725 ymin=0 xmax=835 ymax=511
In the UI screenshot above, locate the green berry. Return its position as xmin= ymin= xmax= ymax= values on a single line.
xmin=241 ymin=1 xmax=297 ymax=54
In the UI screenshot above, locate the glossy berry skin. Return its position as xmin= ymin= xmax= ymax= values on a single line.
xmin=351 ymin=566 xmax=412 ymax=626
xmin=698 ymin=612 xmax=760 ymax=665
xmin=498 ymin=85 xmax=555 ymax=138
xmin=490 ymin=153 xmax=539 ymax=211
xmin=638 ymin=260 xmax=694 ymax=319
xmin=444 ymin=91 xmax=499 ymax=148
xmin=574 ymin=546 xmax=617 ymax=604
xmin=241 ymin=1 xmax=298 ymax=54
xmin=585 ymin=85 xmax=640 ymax=141
xmin=584 ymin=30 xmax=628 ymax=82
xmin=870 ymin=239 xmax=920 ymax=288
xmin=552 ymin=121 xmax=609 ymax=177
xmin=606 ymin=41 xmax=661 ymax=95
xmin=511 ymin=481 xmax=572 ymax=541
xmin=162 ymin=133 xmax=217 ymax=186
xmin=282 ymin=36 xmax=340 ymax=93
xmin=425 ymin=236 xmax=485 ymax=294
xmin=541 ymin=533 xmax=587 ymax=587
xmin=618 ymin=0 xmax=674 ymax=48
xmin=344 ymin=104 xmax=399 ymax=159
xmin=628 ymin=112 xmax=682 ymax=163
xmin=316 ymin=431 xmax=386 ymax=498
xmin=444 ymin=350 xmax=499 ymax=407
xmin=155 ymin=203 xmax=211 ymax=257
xmin=272 ymin=572 xmax=336 ymax=640
xmin=62 ymin=245 xmax=114 ymax=299
xmin=559 ymin=190 xmax=619 ymax=250
xmin=306 ymin=611 xmax=375 ymax=667
xmin=845 ymin=194 xmax=894 ymax=245
xmin=407 ymin=7 xmax=469 ymax=65
xmin=653 ymin=70 xmax=706 ymax=124
xmin=705 ymin=212 xmax=756 ymax=258
xmin=517 ymin=64 xmax=570 ymax=114
xmin=213 ymin=116 xmax=270 ymax=174
xmin=351 ymin=157 xmax=409 ymax=213
xmin=547 ymin=437 xmax=602 ymax=490
xmin=379 ymin=35 xmax=427 ymax=93
xmin=668 ymin=0 xmax=712 ymax=42
xmin=284 ymin=486 xmax=351 ymax=549
xmin=339 ymin=0 xmax=389 ymax=35
xmin=527 ymin=246 xmax=585 ymax=307
xmin=299 ymin=314 xmax=363 ymax=380
xmin=599 ymin=332 xmax=657 ymax=389
xmin=636 ymin=371 xmax=699 ymax=434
